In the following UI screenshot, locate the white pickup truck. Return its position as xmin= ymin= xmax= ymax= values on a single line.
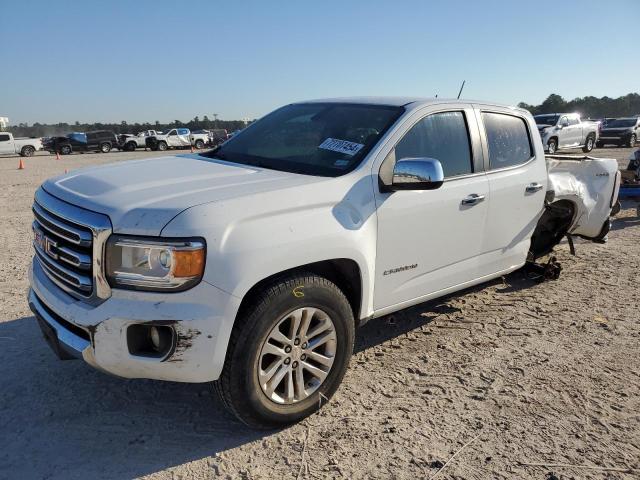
xmin=535 ymin=113 xmax=599 ymax=154
xmin=28 ymin=98 xmax=619 ymax=428
xmin=145 ymin=128 xmax=209 ymax=151
xmin=118 ymin=130 xmax=162 ymax=151
xmin=0 ymin=132 xmax=43 ymax=157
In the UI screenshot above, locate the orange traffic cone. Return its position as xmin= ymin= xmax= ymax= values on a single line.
xmin=18 ymin=158 xmax=25 ymax=170
xmin=64 ymin=169 xmax=68 ymax=174
xmin=56 ymin=150 xmax=61 ymax=160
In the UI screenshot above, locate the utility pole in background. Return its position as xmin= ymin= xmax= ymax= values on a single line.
xmin=213 ymin=113 xmax=218 ymax=129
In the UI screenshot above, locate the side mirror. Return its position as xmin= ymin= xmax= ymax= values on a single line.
xmin=391 ymin=158 xmax=444 ymax=191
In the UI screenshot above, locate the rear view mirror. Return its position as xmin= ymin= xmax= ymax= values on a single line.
xmin=391 ymin=158 xmax=444 ymax=191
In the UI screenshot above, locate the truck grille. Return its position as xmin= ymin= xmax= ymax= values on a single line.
xmin=32 ymin=188 xmax=112 ymax=305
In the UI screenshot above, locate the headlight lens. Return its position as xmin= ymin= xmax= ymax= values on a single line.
xmin=105 ymin=235 xmax=205 ymax=291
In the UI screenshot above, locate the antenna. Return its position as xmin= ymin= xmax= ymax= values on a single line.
xmin=457 ymin=80 xmax=466 ymax=99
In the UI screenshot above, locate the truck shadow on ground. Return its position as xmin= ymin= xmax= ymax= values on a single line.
xmin=0 ymin=270 xmax=538 ymax=479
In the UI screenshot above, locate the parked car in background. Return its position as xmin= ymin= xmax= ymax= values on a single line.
xmin=28 ymin=98 xmax=619 ymax=428
xmin=43 ymin=131 xmax=118 ymax=155
xmin=535 ymin=113 xmax=598 ymax=154
xmin=117 ymin=130 xmax=161 ymax=151
xmin=596 ymin=117 xmax=640 ymax=148
xmin=0 ymin=132 xmax=43 ymax=157
xmin=145 ymin=128 xmax=209 ymax=151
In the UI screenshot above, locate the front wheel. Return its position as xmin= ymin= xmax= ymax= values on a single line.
xmin=582 ymin=135 xmax=595 ymax=153
xmin=194 ymin=139 xmax=205 ymax=149
xmin=629 ymin=134 xmax=637 ymax=148
xmin=547 ymin=138 xmax=558 ymax=154
xmin=100 ymin=142 xmax=112 ymax=153
xmin=60 ymin=144 xmax=72 ymax=155
xmin=215 ymin=273 xmax=355 ymax=429
xmin=157 ymin=141 xmax=168 ymax=151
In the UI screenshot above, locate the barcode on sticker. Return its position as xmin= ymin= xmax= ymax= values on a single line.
xmin=318 ymin=138 xmax=364 ymax=156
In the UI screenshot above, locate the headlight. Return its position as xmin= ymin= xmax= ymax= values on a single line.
xmin=105 ymin=235 xmax=206 ymax=291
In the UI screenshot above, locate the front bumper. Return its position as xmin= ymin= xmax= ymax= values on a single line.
xmin=29 ymin=258 xmax=241 ymax=383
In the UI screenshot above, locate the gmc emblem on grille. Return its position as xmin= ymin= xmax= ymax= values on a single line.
xmin=33 ymin=226 xmax=59 ymax=260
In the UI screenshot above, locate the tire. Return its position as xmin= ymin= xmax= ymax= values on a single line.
xmin=596 ymin=141 xmax=604 ymax=148
xmin=629 ymin=134 xmax=637 ymax=148
xmin=547 ymin=138 xmax=557 ymax=154
xmin=582 ymin=134 xmax=595 ymax=153
xmin=125 ymin=141 xmax=136 ymax=152
xmin=60 ymin=144 xmax=72 ymax=155
xmin=20 ymin=145 xmax=35 ymax=157
xmin=100 ymin=142 xmax=112 ymax=153
xmin=215 ymin=273 xmax=355 ymax=429
xmin=195 ymin=139 xmax=205 ymax=149
xmin=157 ymin=141 xmax=168 ymax=151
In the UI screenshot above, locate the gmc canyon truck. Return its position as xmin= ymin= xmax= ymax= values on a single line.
xmin=145 ymin=128 xmax=209 ymax=151
xmin=28 ymin=98 xmax=619 ymax=428
xmin=535 ymin=113 xmax=599 ymax=154
xmin=0 ymin=132 xmax=42 ymax=157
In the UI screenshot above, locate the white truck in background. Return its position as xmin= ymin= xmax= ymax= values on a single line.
xmin=145 ymin=128 xmax=209 ymax=151
xmin=28 ymin=98 xmax=619 ymax=429
xmin=118 ymin=130 xmax=162 ymax=151
xmin=0 ymin=132 xmax=43 ymax=157
xmin=534 ymin=113 xmax=599 ymax=154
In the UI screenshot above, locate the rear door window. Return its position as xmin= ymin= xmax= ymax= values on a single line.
xmin=395 ymin=111 xmax=473 ymax=178
xmin=0 ymin=134 xmax=10 ymax=142
xmin=482 ymin=112 xmax=533 ymax=170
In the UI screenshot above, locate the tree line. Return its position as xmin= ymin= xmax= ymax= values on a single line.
xmin=518 ymin=93 xmax=640 ymax=119
xmin=6 ymin=116 xmax=252 ymax=138
xmin=6 ymin=93 xmax=640 ymax=137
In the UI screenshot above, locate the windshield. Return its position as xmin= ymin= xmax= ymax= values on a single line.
xmin=534 ymin=114 xmax=559 ymax=126
xmin=606 ymin=118 xmax=636 ymax=128
xmin=201 ymin=103 xmax=404 ymax=176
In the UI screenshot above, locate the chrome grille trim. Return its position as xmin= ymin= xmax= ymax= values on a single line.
xmin=32 ymin=202 xmax=92 ymax=247
xmin=33 ymin=188 xmax=112 ymax=305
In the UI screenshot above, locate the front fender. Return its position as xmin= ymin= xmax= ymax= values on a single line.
xmin=160 ymin=174 xmax=378 ymax=320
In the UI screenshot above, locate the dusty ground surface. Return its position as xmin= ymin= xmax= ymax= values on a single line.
xmin=0 ymin=147 xmax=638 ymax=480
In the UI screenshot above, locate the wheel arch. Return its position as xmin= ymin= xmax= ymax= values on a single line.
xmin=236 ymin=259 xmax=364 ymax=327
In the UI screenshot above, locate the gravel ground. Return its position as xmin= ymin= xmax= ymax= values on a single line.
xmin=0 ymin=147 xmax=638 ymax=480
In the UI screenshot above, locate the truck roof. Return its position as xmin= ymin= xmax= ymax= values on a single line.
xmin=298 ymin=96 xmax=526 ymax=113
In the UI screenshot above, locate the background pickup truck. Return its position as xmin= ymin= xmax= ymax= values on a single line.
xmin=117 ymin=130 xmax=161 ymax=151
xmin=535 ymin=113 xmax=599 ymax=154
xmin=0 ymin=132 xmax=42 ymax=157
xmin=144 ymin=128 xmax=209 ymax=151
xmin=28 ymin=98 xmax=619 ymax=429
xmin=597 ymin=117 xmax=640 ymax=148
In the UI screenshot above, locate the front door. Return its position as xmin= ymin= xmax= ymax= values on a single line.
xmin=373 ymin=108 xmax=489 ymax=311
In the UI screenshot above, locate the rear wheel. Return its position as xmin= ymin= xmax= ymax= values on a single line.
xmin=157 ymin=141 xmax=168 ymax=151
xmin=125 ymin=141 xmax=136 ymax=152
xmin=20 ymin=145 xmax=35 ymax=157
xmin=582 ymin=134 xmax=595 ymax=153
xmin=100 ymin=142 xmax=111 ymax=153
xmin=547 ymin=138 xmax=558 ymax=154
xmin=215 ymin=273 xmax=355 ymax=429
xmin=195 ymin=139 xmax=205 ymax=149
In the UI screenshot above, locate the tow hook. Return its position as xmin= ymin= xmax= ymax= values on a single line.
xmin=524 ymin=256 xmax=562 ymax=283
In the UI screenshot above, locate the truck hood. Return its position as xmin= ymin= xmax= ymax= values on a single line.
xmin=42 ymin=154 xmax=324 ymax=235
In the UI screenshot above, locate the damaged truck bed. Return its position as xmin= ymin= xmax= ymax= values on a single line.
xmin=530 ymin=154 xmax=621 ymax=265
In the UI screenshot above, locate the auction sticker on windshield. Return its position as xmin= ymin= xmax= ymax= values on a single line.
xmin=318 ymin=138 xmax=364 ymax=156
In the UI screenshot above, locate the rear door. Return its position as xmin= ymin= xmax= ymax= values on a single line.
xmin=566 ymin=115 xmax=582 ymax=146
xmin=373 ymin=105 xmax=490 ymax=310
xmin=475 ymin=108 xmax=547 ymax=276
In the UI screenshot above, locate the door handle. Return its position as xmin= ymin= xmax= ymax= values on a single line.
xmin=461 ymin=194 xmax=485 ymax=206
xmin=525 ymin=183 xmax=544 ymax=193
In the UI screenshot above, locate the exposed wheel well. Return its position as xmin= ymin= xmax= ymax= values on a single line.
xmin=530 ymin=199 xmax=576 ymax=259
xmin=237 ymin=259 xmax=363 ymax=326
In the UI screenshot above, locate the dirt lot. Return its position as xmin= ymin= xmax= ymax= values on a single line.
xmin=0 ymin=147 xmax=638 ymax=480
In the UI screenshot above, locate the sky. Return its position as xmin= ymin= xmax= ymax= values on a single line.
xmin=1 ymin=0 xmax=637 ymax=125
